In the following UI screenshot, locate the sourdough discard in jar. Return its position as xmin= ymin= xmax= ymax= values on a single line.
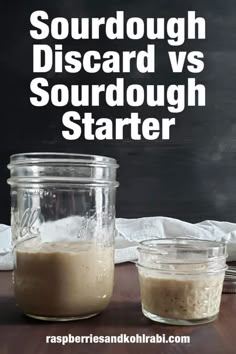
xmin=8 ymin=153 xmax=119 ymax=321
xmin=137 ymin=238 xmax=227 ymax=325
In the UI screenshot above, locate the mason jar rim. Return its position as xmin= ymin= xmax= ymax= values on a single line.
xmin=7 ymin=152 xmax=119 ymax=187
xmin=8 ymin=152 xmax=119 ymax=168
xmin=137 ymin=237 xmax=228 ymax=262
xmin=137 ymin=238 xmax=228 ymax=274
xmin=136 ymin=263 xmax=228 ymax=275
xmin=138 ymin=238 xmax=227 ymax=252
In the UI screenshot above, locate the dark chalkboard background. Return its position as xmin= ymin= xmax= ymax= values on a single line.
xmin=1 ymin=0 xmax=236 ymax=224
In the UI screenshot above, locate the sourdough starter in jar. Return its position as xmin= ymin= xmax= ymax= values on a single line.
xmin=139 ymin=271 xmax=224 ymax=320
xmin=14 ymin=239 xmax=114 ymax=320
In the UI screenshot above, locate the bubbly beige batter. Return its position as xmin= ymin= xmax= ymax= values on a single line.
xmin=14 ymin=240 xmax=114 ymax=319
xmin=139 ymin=271 xmax=224 ymax=320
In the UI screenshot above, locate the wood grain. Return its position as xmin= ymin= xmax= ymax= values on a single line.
xmin=0 ymin=264 xmax=236 ymax=354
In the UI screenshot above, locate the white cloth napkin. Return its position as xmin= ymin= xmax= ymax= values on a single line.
xmin=1 ymin=217 xmax=236 ymax=270
xmin=115 ymin=217 xmax=236 ymax=263
xmin=0 ymin=224 xmax=13 ymax=270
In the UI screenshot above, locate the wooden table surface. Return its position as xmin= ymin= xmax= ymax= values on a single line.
xmin=0 ymin=263 xmax=236 ymax=354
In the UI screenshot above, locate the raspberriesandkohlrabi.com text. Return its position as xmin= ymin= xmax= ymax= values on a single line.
xmin=46 ymin=333 xmax=191 ymax=345
xmin=30 ymin=10 xmax=206 ymax=141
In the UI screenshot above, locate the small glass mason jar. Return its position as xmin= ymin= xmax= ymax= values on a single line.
xmin=7 ymin=153 xmax=119 ymax=321
xmin=137 ymin=238 xmax=227 ymax=325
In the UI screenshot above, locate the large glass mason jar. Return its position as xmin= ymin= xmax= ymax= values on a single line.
xmin=7 ymin=153 xmax=119 ymax=321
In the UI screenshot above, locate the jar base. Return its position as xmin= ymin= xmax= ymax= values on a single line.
xmin=25 ymin=312 xmax=99 ymax=322
xmin=142 ymin=308 xmax=218 ymax=325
